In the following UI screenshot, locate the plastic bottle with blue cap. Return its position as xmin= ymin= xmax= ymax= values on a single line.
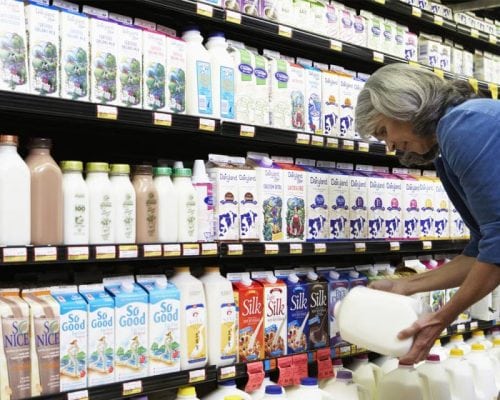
xmin=262 ymin=385 xmax=286 ymax=400
xmin=286 ymin=377 xmax=334 ymax=400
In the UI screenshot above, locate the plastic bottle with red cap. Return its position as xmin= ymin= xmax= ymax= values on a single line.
xmin=417 ymin=354 xmax=452 ymax=400
xmin=377 ymin=361 xmax=425 ymax=400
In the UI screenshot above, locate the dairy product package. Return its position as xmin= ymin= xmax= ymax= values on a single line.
xmin=359 ymin=167 xmax=386 ymax=240
xmin=199 ymin=0 xmax=222 ymax=5
xmin=229 ymin=46 xmax=255 ymax=124
xmin=382 ymin=19 xmax=396 ymax=56
xmin=234 ymin=158 xmax=259 ymax=241
xmin=136 ymin=275 xmax=181 ymax=376
xmin=306 ymin=272 xmax=328 ymax=350
xmin=141 ymin=29 xmax=167 ymax=111
xmin=260 ymin=0 xmax=280 ymax=21
xmin=363 ymin=11 xmax=383 ymax=52
xmin=338 ymin=73 xmax=355 ymax=139
xmin=0 ymin=0 xmax=29 ymax=93
xmin=404 ymin=31 xmax=418 ymax=62
xmin=474 ymin=52 xmax=495 ymax=82
xmin=339 ymin=7 xmax=355 ymax=44
xmin=451 ymin=46 xmax=464 ymax=75
xmin=392 ymin=168 xmax=419 ymax=239
xmin=58 ymin=5 xmax=90 ymax=101
xmin=325 ymin=1 xmax=342 ymax=40
xmin=232 ymin=0 xmax=259 ymax=16
xmin=278 ymin=0 xmax=295 ymax=26
xmin=253 ymin=52 xmax=271 ymax=126
xmin=417 ymin=175 xmax=435 ymax=240
xmin=104 ymin=277 xmax=148 ymax=381
xmin=25 ymin=1 xmax=60 ymax=97
xmin=375 ymin=171 xmax=403 ymax=239
xmin=164 ymin=36 xmax=186 ymax=114
xmin=269 ymin=57 xmax=292 ymax=129
xmin=78 ymin=284 xmax=115 ymax=387
xmin=449 ymin=202 xmax=465 ymax=239
xmin=51 ymin=286 xmax=88 ymax=392
xmin=310 ymin=0 xmax=327 ymax=36
xmin=462 ymin=50 xmax=474 ymax=77
xmin=288 ymin=63 xmax=306 ymax=131
xmin=418 ymin=39 xmax=440 ymax=68
xmin=22 ymin=288 xmax=60 ymax=397
xmin=352 ymin=15 xmax=367 ymax=48
xmin=293 ymin=0 xmax=313 ymax=32
xmin=433 ymin=179 xmax=450 ymax=239
xmin=302 ymin=65 xmax=322 ymax=135
xmin=321 ymin=70 xmax=340 ymax=136
xmin=351 ymin=77 xmax=365 ymax=139
xmin=342 ymin=166 xmax=368 ymax=240
xmin=394 ymin=25 xmax=407 ymax=59
xmin=439 ymin=43 xmax=451 ymax=72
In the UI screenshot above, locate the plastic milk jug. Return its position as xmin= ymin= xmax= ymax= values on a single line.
xmin=173 ymin=168 xmax=198 ymax=242
xmin=154 ymin=166 xmax=178 ymax=242
xmin=417 ymin=355 xmax=452 ymax=400
xmin=377 ymin=362 xmax=425 ymax=400
xmin=286 ymin=377 xmax=333 ymax=400
xmin=262 ymin=385 xmax=287 ymax=400
xmin=443 ymin=348 xmax=478 ymax=400
xmin=488 ymin=338 xmax=500 ymax=390
xmin=176 ymin=386 xmax=200 ymax=400
xmin=170 ymin=267 xmax=208 ymax=370
xmin=467 ymin=330 xmax=493 ymax=349
xmin=466 ymin=343 xmax=497 ymax=400
xmin=203 ymin=380 xmax=252 ymax=400
xmin=350 ymin=354 xmax=382 ymax=400
xmin=109 ymin=163 xmax=136 ymax=244
xmin=372 ymin=355 xmax=399 ymax=376
xmin=250 ymin=376 xmax=286 ymax=400
xmin=429 ymin=339 xmax=448 ymax=361
xmin=322 ymin=370 xmax=369 ymax=400
xmin=444 ymin=334 xmax=471 ymax=355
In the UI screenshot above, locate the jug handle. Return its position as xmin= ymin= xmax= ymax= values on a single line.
xmin=417 ymin=371 xmax=432 ymax=400
xmin=356 ymin=384 xmax=371 ymax=400
xmin=371 ymin=363 xmax=383 ymax=385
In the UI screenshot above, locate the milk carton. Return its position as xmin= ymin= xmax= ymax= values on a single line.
xmin=310 ymin=0 xmax=327 ymax=36
xmin=78 ymin=284 xmax=115 ymax=387
xmin=375 ymin=170 xmax=403 ymax=240
xmin=449 ymin=202 xmax=465 ymax=239
xmin=51 ymin=286 xmax=88 ymax=392
xmin=451 ymin=46 xmax=464 ymax=75
xmin=352 ymin=77 xmax=365 ymax=139
xmin=104 ymin=277 xmax=148 ymax=381
xmin=394 ymin=25 xmax=407 ymax=59
xmin=462 ymin=50 xmax=474 ymax=77
xmin=252 ymin=272 xmax=287 ymax=357
xmin=404 ymin=31 xmax=418 ymax=62
xmin=234 ymin=158 xmax=259 ymax=241
xmin=418 ymin=38 xmax=440 ymax=68
xmin=136 ymin=275 xmax=181 ymax=376
xmin=353 ymin=15 xmax=367 ymax=48
xmin=338 ymin=165 xmax=368 ymax=240
xmin=289 ymin=63 xmax=306 ymax=131
xmin=237 ymin=1 xmax=260 ymax=17
xmin=141 ymin=29 xmax=167 ymax=111
xmin=416 ymin=175 xmax=435 ymax=240
xmin=358 ymin=166 xmax=386 ymax=240
xmin=306 ymin=272 xmax=328 ymax=350
xmin=22 ymin=288 xmax=60 ymax=397
xmin=165 ymin=36 xmax=186 ymax=114
xmin=269 ymin=57 xmax=292 ymax=129
xmin=363 ymin=11 xmax=383 ymax=52
xmin=433 ymin=179 xmax=450 ymax=239
xmin=301 ymin=65 xmax=322 ymax=135
xmin=260 ymin=0 xmax=279 ymax=21
xmin=228 ymin=273 xmax=264 ymax=362
xmin=339 ymin=7 xmax=355 ymax=44
xmin=0 ymin=0 xmax=29 ymax=93
xmin=382 ymin=19 xmax=396 ymax=56
xmin=293 ymin=0 xmax=312 ymax=32
xmin=338 ymin=73 xmax=355 ymax=139
xmin=229 ymin=46 xmax=255 ymax=124
xmin=393 ymin=168 xmax=420 ymax=239
xmin=253 ymin=52 xmax=271 ymax=126
xmin=321 ymin=70 xmax=340 ymax=136
xmin=25 ymin=1 xmax=60 ymax=97
xmin=278 ymin=0 xmax=295 ymax=26
xmin=325 ymin=1 xmax=342 ymax=40
xmin=0 ymin=289 xmax=31 ymax=400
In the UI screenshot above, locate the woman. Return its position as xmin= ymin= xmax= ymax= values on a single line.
xmin=355 ymin=63 xmax=500 ymax=364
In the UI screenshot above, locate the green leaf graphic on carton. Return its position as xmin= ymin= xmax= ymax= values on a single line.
xmin=32 ymin=41 xmax=58 ymax=95
xmin=64 ymin=47 xmax=88 ymax=99
xmin=168 ymin=67 xmax=186 ymax=112
xmin=0 ymin=33 xmax=27 ymax=89
xmin=94 ymin=52 xmax=117 ymax=103
xmin=146 ymin=62 xmax=166 ymax=109
xmin=120 ymin=57 xmax=141 ymax=106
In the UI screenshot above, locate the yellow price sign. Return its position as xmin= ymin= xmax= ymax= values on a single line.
xmin=468 ymin=78 xmax=478 ymax=94
xmin=411 ymin=6 xmax=422 ymax=17
xmin=433 ymin=68 xmax=444 ymax=79
xmin=489 ymin=83 xmax=498 ymax=99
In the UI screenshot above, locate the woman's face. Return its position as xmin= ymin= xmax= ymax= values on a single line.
xmin=373 ymin=115 xmax=437 ymax=155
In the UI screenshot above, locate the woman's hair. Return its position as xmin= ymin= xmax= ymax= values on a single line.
xmin=355 ymin=63 xmax=478 ymax=165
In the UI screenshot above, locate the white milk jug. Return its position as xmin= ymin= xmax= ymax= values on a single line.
xmin=488 ymin=338 xmax=500 ymax=391
xmin=444 ymin=334 xmax=471 ymax=355
xmin=350 ymin=355 xmax=382 ymax=400
xmin=262 ymin=385 xmax=287 ymax=400
xmin=109 ymin=164 xmax=136 ymax=244
xmin=443 ymin=348 xmax=478 ymax=400
xmin=319 ymin=358 xmax=353 ymax=388
xmin=429 ymin=338 xmax=449 ymax=361
xmin=322 ymin=370 xmax=370 ymax=400
xmin=203 ymin=380 xmax=252 ymax=400
xmin=286 ymin=377 xmax=333 ymax=400
xmin=176 ymin=386 xmax=200 ymax=400
xmin=86 ymin=162 xmax=114 ymax=244
xmin=372 ymin=355 xmax=399 ymax=376
xmin=192 ymin=160 xmax=214 ymax=242
xmin=250 ymin=376 xmax=286 ymax=400
xmin=154 ymin=166 xmax=178 ymax=242
xmin=417 ymin=355 xmax=452 ymax=400
xmin=377 ymin=362 xmax=425 ymax=400
xmin=466 ymin=343 xmax=497 ymax=400
xmin=467 ymin=330 xmax=493 ymax=349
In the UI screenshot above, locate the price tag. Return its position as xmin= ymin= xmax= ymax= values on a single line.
xmin=219 ymin=365 xmax=236 ymax=380
xmin=97 ymin=105 xmax=118 ymax=120
xmin=164 ymin=244 xmax=181 ymax=257
xmin=470 ymin=28 xmax=479 ymax=38
xmin=411 ymin=6 xmax=422 ymax=17
xmin=296 ymin=133 xmax=310 ymax=145
xmin=227 ymin=244 xmax=243 ymax=256
xmin=408 ymin=61 xmax=420 ymax=68
xmin=390 ymin=241 xmax=400 ymax=251
xmin=153 ymin=112 xmax=172 ymax=127
xmin=199 ymin=118 xmax=216 ymax=132
xmin=122 ymin=380 xmax=142 ymax=396
xmin=343 ymin=140 xmax=354 ymax=150
xmin=292 ymin=354 xmax=309 ymax=385
xmin=489 ymin=83 xmax=498 ymax=99
xmin=311 ymin=135 xmax=324 ymax=147
xmin=183 ymin=243 xmax=200 ymax=256
xmin=434 ymin=15 xmax=443 ymax=26
xmin=433 ymin=68 xmax=444 ymax=79
xmin=189 ymin=368 xmax=206 ymax=383
xmin=489 ymin=35 xmax=497 ymax=45
xmin=240 ymin=125 xmax=255 ymax=138
xmin=317 ymin=348 xmax=334 ymax=380
xmin=340 ymin=345 xmax=351 ymax=355
xmin=355 ymin=242 xmax=366 ymax=253
xmin=67 ymin=389 xmax=89 ymax=400
xmin=143 ymin=244 xmax=162 ymax=257
xmin=67 ymin=246 xmax=89 ymax=261
xmin=314 ymin=243 xmax=327 ymax=253
xmin=457 ymin=324 xmax=465 ymax=332
xmin=386 ymin=148 xmax=396 ymax=155
xmin=468 ymin=78 xmax=479 ymax=94
xmin=373 ymin=51 xmax=384 ymax=63
xmin=470 ymin=321 xmax=478 ymax=330
xmin=277 ymin=357 xmax=294 ymax=387
xmin=358 ymin=142 xmax=369 ymax=152
xmin=278 ymin=25 xmax=292 ymax=38
xmin=264 ymin=243 xmax=279 ymax=255
xmin=422 ymin=241 xmax=432 ymax=250
xmin=196 ymin=2 xmax=213 ymax=17
xmin=245 ymin=362 xmax=265 ymax=393
xmin=34 ymin=246 xmax=57 ymax=262
xmin=330 ymin=39 xmax=343 ymax=52
xmin=118 ymin=244 xmax=138 ymax=258
xmin=374 ymin=0 xmax=385 ymax=4
xmin=290 ymin=243 xmax=303 ymax=254
xmin=226 ymin=10 xmax=241 ymax=24
xmin=326 ymin=137 xmax=339 ymax=148
xmin=95 ymin=245 xmax=116 ymax=260
xmin=201 ymin=242 xmax=218 ymax=256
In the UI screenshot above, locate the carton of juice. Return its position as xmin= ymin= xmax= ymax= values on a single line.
xmin=289 ymin=63 xmax=306 ymax=131
xmin=166 ymin=36 xmax=186 ymax=114
xmin=228 ymin=273 xmax=264 ymax=362
xmin=78 ymin=284 xmax=115 ymax=387
xmin=51 ymin=286 xmax=88 ymax=392
xmin=321 ymin=70 xmax=341 ymax=136
xmin=104 ymin=277 xmax=148 ymax=381
xmin=22 ymin=288 xmax=60 ymax=397
xmin=306 ymin=272 xmax=328 ymax=350
xmin=141 ymin=28 xmax=167 ymax=111
xmin=136 ymin=275 xmax=181 ymax=376
xmin=233 ymin=157 xmax=259 ymax=241
xmin=268 ymin=57 xmax=292 ymax=130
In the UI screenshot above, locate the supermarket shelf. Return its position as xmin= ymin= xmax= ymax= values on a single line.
xmin=441 ymin=318 xmax=498 ymax=339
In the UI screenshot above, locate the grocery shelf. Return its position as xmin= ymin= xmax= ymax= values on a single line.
xmin=441 ymin=319 xmax=498 ymax=339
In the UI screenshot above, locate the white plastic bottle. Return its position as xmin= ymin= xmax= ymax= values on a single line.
xmin=109 ymin=164 xmax=136 ymax=244
xmin=372 ymin=355 xmax=399 ymax=376
xmin=153 ymin=167 xmax=178 ymax=242
xmin=466 ymin=343 xmax=497 ymax=400
xmin=199 ymin=266 xmax=237 ymax=367
xmin=350 ymin=354 xmax=382 ymax=400
xmin=488 ymin=338 xmax=500 ymax=390
xmin=429 ymin=338 xmax=448 ymax=361
xmin=173 ymin=168 xmax=198 ymax=242
xmin=175 ymin=386 xmax=200 ymax=400
xmin=322 ymin=370 xmax=368 ymax=400
xmin=467 ymin=330 xmax=493 ymax=349
xmin=417 ymin=355 xmax=452 ymax=400
xmin=205 ymin=32 xmax=235 ymax=121
xmin=286 ymin=377 xmax=333 ymax=400
xmin=444 ymin=334 xmax=471 ymax=355
xmin=61 ymin=161 xmax=89 ymax=244
xmin=170 ymin=267 xmax=208 ymax=370
xmin=182 ymin=27 xmax=214 ymax=117
xmin=262 ymin=385 xmax=287 ymax=400
xmin=377 ymin=362 xmax=425 ymax=400
xmin=192 ymin=160 xmax=214 ymax=242
xmin=250 ymin=376 xmax=286 ymax=400
xmin=443 ymin=348 xmax=478 ymax=400
xmin=0 ymin=135 xmax=30 ymax=246
xmin=86 ymin=162 xmax=114 ymax=244
xmin=203 ymin=380 xmax=252 ymax=400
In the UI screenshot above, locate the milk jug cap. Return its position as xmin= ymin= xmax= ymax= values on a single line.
xmin=121 ymin=281 xmax=134 ymax=293
xmin=472 ymin=330 xmax=485 ymax=337
xmin=261 ymin=157 xmax=273 ymax=167
xmin=0 ymin=135 xmax=18 ymax=145
xmin=450 ymin=334 xmax=463 ymax=342
xmin=433 ymin=338 xmax=442 ymax=346
xmin=87 ymin=162 xmax=110 ymax=173
xmin=398 ymin=361 xmax=413 ymax=368
xmin=219 ymin=380 xmax=236 ymax=387
xmin=224 ymin=396 xmax=242 ymax=400
xmin=336 ymin=370 xmax=353 ymax=381
xmin=428 ymin=259 xmax=438 ymax=268
xmin=208 ymin=32 xmax=225 ymax=39
xmin=494 ymin=338 xmax=500 ymax=347
xmin=426 ymin=354 xmax=440 ymax=362
xmin=307 ymin=271 xmax=318 ymax=281
xmin=183 ymin=26 xmax=200 ymax=33
xmin=132 ymin=164 xmax=153 ymax=175
xmin=471 ymin=343 xmax=486 ymax=351
xmin=173 ymin=161 xmax=184 ymax=169
xmin=154 ymin=166 xmax=172 ymax=176
xmin=60 ymin=160 xmax=83 ymax=172
xmin=450 ymin=348 xmax=464 ymax=357
xmin=110 ymin=163 xmax=130 ymax=175
xmin=287 ymin=273 xmax=299 ymax=283
xmin=300 ymin=377 xmax=318 ymax=386
xmin=329 ymin=271 xmax=340 ymax=280
xmin=28 ymin=137 xmax=52 ymax=149
xmin=174 ymin=168 xmax=192 ymax=177
xmin=178 ymin=386 xmax=196 ymax=397
xmin=265 ymin=385 xmax=283 ymax=395
xmin=333 ymin=358 xmax=343 ymax=366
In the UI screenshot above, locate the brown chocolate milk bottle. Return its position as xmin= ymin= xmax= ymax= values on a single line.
xmin=25 ymin=138 xmax=63 ymax=245
xmin=132 ymin=165 xmax=158 ymax=243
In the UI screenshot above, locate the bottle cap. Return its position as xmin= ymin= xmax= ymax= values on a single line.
xmin=183 ymin=26 xmax=200 ymax=33
xmin=450 ymin=334 xmax=464 ymax=342
xmin=333 ymin=358 xmax=343 ymax=366
xmin=60 ymin=161 xmax=83 ymax=172
xmin=219 ymin=380 xmax=236 ymax=387
xmin=493 ymin=338 xmax=500 ymax=347
xmin=173 ymin=161 xmax=184 ymax=169
xmin=329 ymin=271 xmax=340 ymax=280
xmin=109 ymin=164 xmax=130 ymax=175
xmin=450 ymin=348 xmax=464 ymax=357
xmin=336 ymin=370 xmax=352 ymax=381
xmin=178 ymin=387 xmax=196 ymax=397
xmin=132 ymin=164 xmax=153 ymax=175
xmin=265 ymin=385 xmax=283 ymax=395
xmin=427 ymin=354 xmax=440 ymax=362
xmin=307 ymin=271 xmax=318 ymax=281
xmin=349 ymin=271 xmax=360 ymax=278
xmin=287 ymin=273 xmax=299 ymax=284
xmin=28 ymin=137 xmax=52 ymax=149
xmin=224 ymin=396 xmax=242 ymax=400
xmin=398 ymin=361 xmax=413 ymax=368
xmin=154 ymin=166 xmax=172 ymax=176
xmin=174 ymin=168 xmax=192 ymax=177
xmin=192 ymin=159 xmax=208 ymax=183
xmin=429 ymin=259 xmax=438 ymax=268
xmin=86 ymin=162 xmax=110 ymax=173
xmin=472 ymin=330 xmax=485 ymax=337
xmin=471 ymin=343 xmax=485 ymax=351
xmin=0 ymin=135 xmax=18 ymax=145
xmin=300 ymin=377 xmax=317 ymax=386
xmin=433 ymin=338 xmax=441 ymax=347
xmin=208 ymin=32 xmax=226 ymax=39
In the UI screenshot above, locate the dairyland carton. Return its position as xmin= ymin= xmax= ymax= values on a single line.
xmin=404 ymin=31 xmax=418 ymax=62
xmin=78 ymin=284 xmax=115 ymax=387
xmin=449 ymin=202 xmax=465 ymax=240
xmin=351 ymin=77 xmax=365 ymax=140
xmin=338 ymin=165 xmax=368 ymax=240
xmin=338 ymin=73 xmax=355 ymax=139
xmin=136 ymin=275 xmax=181 ymax=376
xmin=166 ymin=36 xmax=186 ymax=114
xmin=269 ymin=57 xmax=292 ymax=130
xmin=141 ymin=29 xmax=167 ymax=111
xmin=234 ymin=158 xmax=259 ymax=241
xmin=51 ymin=286 xmax=88 ymax=392
xmin=393 ymin=168 xmax=420 ymax=239
xmin=357 ymin=166 xmax=386 ymax=240
xmin=433 ymin=178 xmax=450 ymax=239
xmin=321 ymin=70 xmax=340 ymax=136
xmin=302 ymin=65 xmax=322 ymax=135
xmin=378 ymin=172 xmax=403 ymax=239
xmin=289 ymin=63 xmax=306 ymax=131
xmin=416 ymin=174 xmax=435 ymax=240
xmin=104 ymin=277 xmax=148 ymax=381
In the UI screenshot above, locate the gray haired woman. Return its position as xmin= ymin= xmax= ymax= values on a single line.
xmin=355 ymin=63 xmax=500 ymax=364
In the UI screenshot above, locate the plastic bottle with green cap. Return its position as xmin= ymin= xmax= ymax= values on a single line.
xmin=86 ymin=162 xmax=114 ymax=244
xmin=61 ymin=160 xmax=89 ymax=245
xmin=109 ymin=163 xmax=135 ymax=243
xmin=173 ymin=168 xmax=198 ymax=242
xmin=132 ymin=165 xmax=158 ymax=243
xmin=154 ymin=166 xmax=178 ymax=242
xmin=175 ymin=386 xmax=199 ymax=400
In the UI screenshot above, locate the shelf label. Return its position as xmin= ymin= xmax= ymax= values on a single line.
xmin=411 ymin=6 xmax=422 ymax=17
xmin=343 ymin=140 xmax=354 ymax=150
xmin=240 ymin=125 xmax=255 ymax=138
xmin=470 ymin=28 xmax=479 ymax=38
xmin=309 ymin=135 xmax=323 ymax=147
xmin=292 ymin=354 xmax=309 ymax=386
xmin=277 ymin=357 xmax=294 ymax=387
xmin=317 ymin=348 xmax=334 ymax=379
xmin=456 ymin=324 xmax=465 ymax=332
xmin=226 ymin=10 xmax=241 ymax=24
xmin=219 ymin=365 xmax=236 ymax=380
xmin=296 ymin=133 xmax=310 ymax=145
xmin=196 ymin=2 xmax=213 ymax=17
xmin=67 ymin=246 xmax=89 ymax=261
xmin=278 ymin=25 xmax=292 ymax=38
xmin=143 ymin=244 xmax=162 ymax=257
xmin=470 ymin=321 xmax=478 ymax=330
xmin=153 ymin=112 xmax=172 ymax=127
xmin=201 ymin=242 xmax=218 ymax=256
xmin=164 ymin=244 xmax=181 ymax=257
xmin=390 ymin=241 xmax=400 ymax=251
xmin=330 ymin=39 xmax=343 ymax=52
xmin=433 ymin=68 xmax=444 ymax=79
xmin=290 ymin=243 xmax=303 ymax=254
xmin=122 ymin=380 xmax=142 ymax=396
xmin=34 ymin=246 xmax=57 ymax=262
xmin=2 ymin=247 xmax=27 ymax=263
xmin=227 ymin=244 xmax=243 ymax=256
xmin=340 ymin=345 xmax=351 ymax=356
xmin=97 ymin=105 xmax=118 ymax=120
xmin=374 ymin=0 xmax=385 ymax=4
xmin=189 ymin=368 xmax=206 ymax=383
xmin=422 ymin=241 xmax=432 ymax=250
xmin=199 ymin=118 xmax=216 ymax=132
xmin=67 ymin=389 xmax=89 ymax=400
xmin=386 ymin=148 xmax=396 ymax=156
xmin=118 ymin=244 xmax=138 ymax=258
xmin=245 ymin=362 xmax=265 ymax=393
xmin=183 ymin=243 xmax=200 ymax=256
xmin=489 ymin=83 xmax=498 ymax=100
xmin=264 ymin=243 xmax=279 ymax=255
xmin=355 ymin=242 xmax=366 ymax=253
xmin=314 ymin=243 xmax=327 ymax=254
xmin=373 ymin=51 xmax=384 ymax=63
xmin=468 ymin=78 xmax=479 ymax=94
xmin=326 ymin=137 xmax=339 ymax=149
xmin=408 ymin=61 xmax=420 ymax=68
xmin=358 ymin=142 xmax=369 ymax=152
xmin=489 ymin=35 xmax=497 ymax=45
xmin=95 ymin=245 xmax=116 ymax=259
xmin=434 ymin=15 xmax=443 ymax=26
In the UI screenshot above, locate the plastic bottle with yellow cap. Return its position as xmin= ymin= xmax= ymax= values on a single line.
xmin=442 ymin=348 xmax=476 ymax=400
xmin=175 ymin=386 xmax=199 ymax=400
xmin=466 ymin=343 xmax=497 ymax=399
xmin=488 ymin=337 xmax=500 ymax=391
xmin=466 ymin=329 xmax=493 ymax=349
xmin=444 ymin=333 xmax=471 ymax=355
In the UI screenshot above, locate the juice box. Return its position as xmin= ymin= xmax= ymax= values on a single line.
xmin=306 ymin=272 xmax=328 ymax=350
xmin=166 ymin=36 xmax=187 ymax=114
xmin=141 ymin=29 xmax=167 ymax=111
xmin=321 ymin=70 xmax=340 ymax=136
xmin=78 ymin=284 xmax=115 ymax=387
xmin=51 ymin=286 xmax=88 ymax=392
xmin=253 ymin=52 xmax=270 ymax=126
xmin=303 ymin=65 xmax=322 ymax=135
xmin=234 ymin=158 xmax=259 ymax=241
xmin=229 ymin=46 xmax=255 ymax=124
xmin=393 ymin=168 xmax=420 ymax=239
xmin=338 ymin=73 xmax=355 ymax=139
xmin=269 ymin=57 xmax=292 ymax=130
xmin=289 ymin=63 xmax=306 ymax=131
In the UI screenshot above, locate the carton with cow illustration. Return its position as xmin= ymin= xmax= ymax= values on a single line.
xmin=357 ymin=165 xmax=385 ymax=240
xmin=338 ymin=72 xmax=355 ymax=139
xmin=392 ymin=168 xmax=420 ymax=239
xmin=303 ymin=65 xmax=322 ymax=135
xmin=449 ymin=202 xmax=465 ymax=240
xmin=375 ymin=169 xmax=403 ymax=239
xmin=321 ymin=70 xmax=340 ymax=136
xmin=416 ymin=173 xmax=436 ymax=240
xmin=233 ymin=157 xmax=259 ymax=241
xmin=433 ymin=179 xmax=450 ymax=239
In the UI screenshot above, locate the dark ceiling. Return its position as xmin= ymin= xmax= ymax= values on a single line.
xmin=441 ymin=0 xmax=500 ymax=21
